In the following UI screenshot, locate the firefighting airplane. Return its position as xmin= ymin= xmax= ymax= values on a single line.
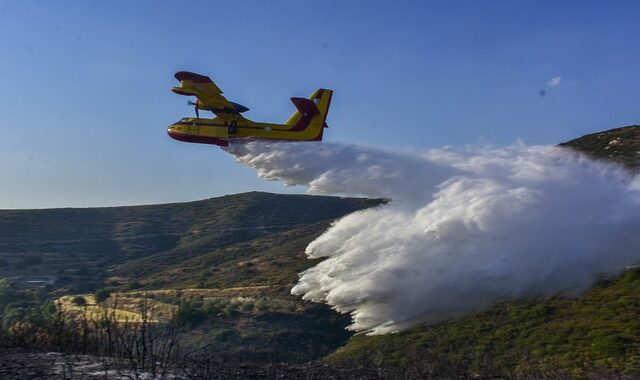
xmin=167 ymin=71 xmax=332 ymax=147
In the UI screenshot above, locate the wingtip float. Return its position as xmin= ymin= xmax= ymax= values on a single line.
xmin=168 ymin=71 xmax=332 ymax=147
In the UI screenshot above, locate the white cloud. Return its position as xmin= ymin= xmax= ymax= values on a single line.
xmin=548 ymin=76 xmax=562 ymax=87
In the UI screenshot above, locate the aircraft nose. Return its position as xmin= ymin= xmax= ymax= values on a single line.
xmin=167 ymin=124 xmax=178 ymax=138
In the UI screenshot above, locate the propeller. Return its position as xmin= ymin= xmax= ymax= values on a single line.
xmin=187 ymin=100 xmax=199 ymax=118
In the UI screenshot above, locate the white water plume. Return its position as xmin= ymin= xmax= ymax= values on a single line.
xmin=224 ymin=141 xmax=640 ymax=334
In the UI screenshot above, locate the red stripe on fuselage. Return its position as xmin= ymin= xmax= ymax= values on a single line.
xmin=167 ymin=130 xmax=228 ymax=146
xmin=172 ymin=121 xmax=314 ymax=133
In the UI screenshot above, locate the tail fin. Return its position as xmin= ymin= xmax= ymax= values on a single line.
xmin=285 ymin=89 xmax=332 ymax=140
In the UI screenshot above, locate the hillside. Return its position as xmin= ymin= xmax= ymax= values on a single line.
xmin=0 ymin=192 xmax=381 ymax=362
xmin=560 ymin=124 xmax=640 ymax=170
xmin=0 ymin=192 xmax=379 ymax=291
xmin=326 ymin=125 xmax=640 ymax=377
xmin=327 ymin=268 xmax=640 ymax=377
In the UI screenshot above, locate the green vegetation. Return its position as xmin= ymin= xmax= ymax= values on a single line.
xmin=327 ymin=267 xmax=640 ymax=377
xmin=0 ymin=192 xmax=379 ymax=292
xmin=0 ymin=192 xmax=380 ymax=363
xmin=560 ymin=124 xmax=640 ymax=170
xmin=142 ymin=223 xmax=329 ymax=289
xmin=94 ymin=288 xmax=112 ymax=303
xmin=0 ymin=277 xmax=57 ymax=340
xmin=71 ymin=296 xmax=86 ymax=306
xmin=0 ymin=278 xmax=8 ymax=301
xmin=172 ymin=301 xmax=207 ymax=327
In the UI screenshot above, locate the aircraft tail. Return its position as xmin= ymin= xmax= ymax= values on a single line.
xmin=285 ymin=89 xmax=332 ymax=141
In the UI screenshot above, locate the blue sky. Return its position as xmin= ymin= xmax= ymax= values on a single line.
xmin=1 ymin=1 xmax=639 ymax=208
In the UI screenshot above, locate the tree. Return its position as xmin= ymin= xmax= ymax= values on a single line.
xmin=125 ymin=280 xmax=142 ymax=291
xmin=72 ymin=296 xmax=87 ymax=306
xmin=172 ymin=301 xmax=206 ymax=327
xmin=0 ymin=278 xmax=10 ymax=308
xmin=94 ymin=288 xmax=112 ymax=303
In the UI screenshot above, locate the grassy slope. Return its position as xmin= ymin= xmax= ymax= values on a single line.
xmin=327 ymin=268 xmax=640 ymax=377
xmin=141 ymin=222 xmax=329 ymax=289
xmin=0 ymin=192 xmax=379 ymax=290
xmin=109 ymin=193 xmax=380 ymax=279
xmin=0 ymin=192 xmax=382 ymax=362
xmin=326 ymin=125 xmax=640 ymax=377
xmin=560 ymin=124 xmax=640 ymax=170
xmin=56 ymin=294 xmax=175 ymax=323
xmin=131 ymin=221 xmax=360 ymax=362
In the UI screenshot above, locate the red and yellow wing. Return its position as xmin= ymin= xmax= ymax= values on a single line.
xmin=171 ymin=71 xmax=243 ymax=119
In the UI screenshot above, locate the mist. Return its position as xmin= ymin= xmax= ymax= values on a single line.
xmin=224 ymin=141 xmax=640 ymax=334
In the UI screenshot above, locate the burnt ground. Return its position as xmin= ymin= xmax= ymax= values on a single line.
xmin=0 ymin=350 xmax=119 ymax=380
xmin=0 ymin=348 xmax=418 ymax=380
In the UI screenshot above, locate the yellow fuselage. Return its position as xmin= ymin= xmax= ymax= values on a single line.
xmin=167 ymin=116 xmax=323 ymax=146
